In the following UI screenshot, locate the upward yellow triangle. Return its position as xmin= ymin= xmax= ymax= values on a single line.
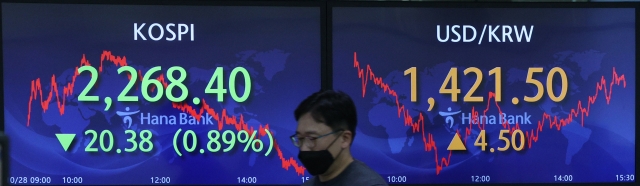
xmin=447 ymin=133 xmax=466 ymax=151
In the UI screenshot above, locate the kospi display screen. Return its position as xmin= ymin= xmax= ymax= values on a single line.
xmin=332 ymin=6 xmax=636 ymax=184
xmin=2 ymin=2 xmax=321 ymax=185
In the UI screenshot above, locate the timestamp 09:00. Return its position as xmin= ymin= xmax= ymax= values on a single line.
xmin=9 ymin=176 xmax=84 ymax=184
xmin=10 ymin=177 xmax=52 ymax=184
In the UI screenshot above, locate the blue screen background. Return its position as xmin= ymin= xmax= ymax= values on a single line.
xmin=333 ymin=7 xmax=635 ymax=183
xmin=3 ymin=3 xmax=320 ymax=185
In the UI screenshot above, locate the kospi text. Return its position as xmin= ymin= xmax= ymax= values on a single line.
xmin=134 ymin=23 xmax=195 ymax=41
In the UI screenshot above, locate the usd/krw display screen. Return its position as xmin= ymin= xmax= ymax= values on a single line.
xmin=2 ymin=3 xmax=320 ymax=185
xmin=333 ymin=7 xmax=635 ymax=184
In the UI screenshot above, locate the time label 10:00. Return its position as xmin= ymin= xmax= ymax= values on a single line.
xmin=76 ymin=65 xmax=251 ymax=104
xmin=404 ymin=67 xmax=568 ymax=103
xmin=9 ymin=177 xmax=83 ymax=184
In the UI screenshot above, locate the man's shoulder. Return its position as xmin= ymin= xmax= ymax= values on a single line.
xmin=301 ymin=179 xmax=316 ymax=186
xmin=301 ymin=160 xmax=388 ymax=186
xmin=345 ymin=160 xmax=388 ymax=185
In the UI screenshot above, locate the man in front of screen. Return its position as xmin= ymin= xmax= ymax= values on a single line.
xmin=292 ymin=90 xmax=388 ymax=186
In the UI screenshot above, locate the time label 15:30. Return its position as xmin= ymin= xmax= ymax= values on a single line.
xmin=616 ymin=174 xmax=634 ymax=181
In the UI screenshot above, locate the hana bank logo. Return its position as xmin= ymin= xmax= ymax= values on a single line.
xmin=439 ymin=107 xmax=461 ymax=128
xmin=438 ymin=106 xmax=533 ymax=126
xmin=117 ymin=107 xmax=140 ymax=129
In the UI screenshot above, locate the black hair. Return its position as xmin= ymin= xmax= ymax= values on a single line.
xmin=294 ymin=90 xmax=357 ymax=141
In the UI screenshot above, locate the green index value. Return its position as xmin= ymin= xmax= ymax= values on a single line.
xmin=84 ymin=129 xmax=154 ymax=153
xmin=75 ymin=65 xmax=252 ymax=106
xmin=205 ymin=67 xmax=251 ymax=103
xmin=174 ymin=128 xmax=273 ymax=157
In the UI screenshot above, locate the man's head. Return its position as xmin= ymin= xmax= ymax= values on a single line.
xmin=292 ymin=90 xmax=357 ymax=176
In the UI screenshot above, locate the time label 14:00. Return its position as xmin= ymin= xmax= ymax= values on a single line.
xmin=76 ymin=65 xmax=251 ymax=107
xmin=404 ymin=67 xmax=568 ymax=103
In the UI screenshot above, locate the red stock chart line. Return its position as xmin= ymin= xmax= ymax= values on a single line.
xmin=353 ymin=52 xmax=627 ymax=175
xmin=26 ymin=50 xmax=306 ymax=176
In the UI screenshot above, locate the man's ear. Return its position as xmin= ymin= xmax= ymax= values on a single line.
xmin=341 ymin=130 xmax=353 ymax=148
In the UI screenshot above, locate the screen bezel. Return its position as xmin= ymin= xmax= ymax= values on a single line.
xmin=0 ymin=132 xmax=8 ymax=186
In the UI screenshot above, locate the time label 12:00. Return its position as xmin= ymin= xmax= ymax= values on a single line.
xmin=76 ymin=65 xmax=251 ymax=107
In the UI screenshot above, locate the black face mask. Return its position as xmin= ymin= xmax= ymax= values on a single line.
xmin=298 ymin=132 xmax=344 ymax=176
